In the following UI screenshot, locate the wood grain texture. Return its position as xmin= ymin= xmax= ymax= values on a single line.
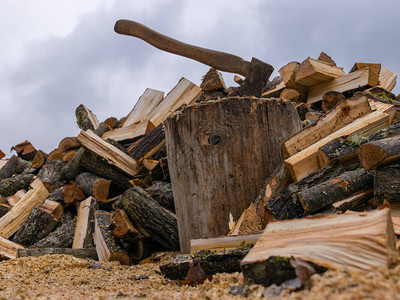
xmin=164 ymin=97 xmax=302 ymax=252
xmin=295 ymin=58 xmax=345 ymax=86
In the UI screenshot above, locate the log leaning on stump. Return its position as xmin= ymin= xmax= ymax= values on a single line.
xmin=164 ymin=97 xmax=302 ymax=253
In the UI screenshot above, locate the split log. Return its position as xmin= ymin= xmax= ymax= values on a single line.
xmin=295 ymin=57 xmax=345 ymax=86
xmin=47 ymin=149 xmax=64 ymax=161
xmin=58 ymin=137 xmax=80 ymax=152
xmin=278 ymin=62 xmax=308 ymax=101
xmin=285 ymin=110 xmax=389 ymax=181
xmin=266 ymin=161 xmax=345 ymax=220
xmin=297 ymin=168 xmax=374 ymax=214
xmin=317 ymin=52 xmax=336 ymax=66
xmin=295 ymin=103 xmax=308 ymax=121
xmin=318 ymin=121 xmax=400 ymax=167
xmin=40 ymin=199 xmax=63 ymax=220
xmin=6 ymin=189 xmax=26 ymax=206
xmin=280 ymin=88 xmax=300 ymax=102
xmin=48 ymin=184 xmax=85 ymax=206
xmin=11 ymin=140 xmax=37 ymax=161
xmin=128 ymin=124 xmax=165 ymax=162
xmin=11 ymin=208 xmax=59 ymax=247
xmin=374 ymin=163 xmax=400 ymax=203
xmin=234 ymin=75 xmax=244 ymax=85
xmin=305 ymin=110 xmax=323 ymax=121
xmin=378 ymin=68 xmax=397 ymax=91
xmin=190 ymin=234 xmax=261 ymax=252
xmin=30 ymin=150 xmax=48 ymax=169
xmin=60 ymin=122 xmax=110 ymax=182
xmin=321 ymin=91 xmax=345 ymax=112
xmin=165 ymin=97 xmax=302 ymax=252
xmin=94 ymin=210 xmax=130 ymax=265
xmin=350 ymin=62 xmax=381 ymax=74
xmin=18 ymin=247 xmax=98 ymax=260
xmin=102 ymin=121 xmax=154 ymax=143
xmin=307 ymin=69 xmax=379 ymax=104
xmin=122 ymin=88 xmax=164 ymax=127
xmin=118 ymin=187 xmax=178 ymax=251
xmin=200 ymin=68 xmax=226 ymax=91
xmin=76 ymin=172 xmax=110 ymax=203
xmin=0 ymin=178 xmax=49 ymax=238
xmin=144 ymin=181 xmax=175 ymax=213
xmin=32 ymin=215 xmax=76 ymax=248
xmin=160 ymin=249 xmax=249 ymax=281
xmin=103 ymin=117 xmax=118 ymax=129
xmin=0 ymin=237 xmax=24 ymax=259
xmin=73 ymin=197 xmax=98 ymax=249
xmin=282 ymin=95 xmax=372 ymax=158
xmin=0 ymin=174 xmax=34 ymax=197
xmin=75 ymin=104 xmax=99 ymax=130
xmin=37 ymin=160 xmax=65 ymax=191
xmin=228 ymin=203 xmax=262 ymax=236
xmin=332 ymin=189 xmax=374 ymax=212
xmin=261 ymin=80 xmax=285 ymax=98
xmin=142 ymin=159 xmax=159 ymax=171
xmin=241 ymin=207 xmax=396 ymax=286
xmin=148 ymin=77 xmax=202 ymax=127
xmin=77 ymin=129 xmax=140 ymax=177
xmin=62 ymin=149 xmax=78 ymax=162
xmin=358 ymin=135 xmax=400 ymax=170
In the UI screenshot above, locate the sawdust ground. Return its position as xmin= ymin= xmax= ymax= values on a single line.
xmin=0 ymin=253 xmax=399 ymax=299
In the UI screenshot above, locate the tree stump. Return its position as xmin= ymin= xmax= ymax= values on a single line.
xmin=164 ymin=97 xmax=302 ymax=252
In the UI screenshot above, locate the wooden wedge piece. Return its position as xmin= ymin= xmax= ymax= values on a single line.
xmin=128 ymin=124 xmax=165 ymax=162
xmin=350 ymin=62 xmax=381 ymax=74
xmin=77 ymin=129 xmax=140 ymax=177
xmin=307 ymin=69 xmax=379 ymax=104
xmin=0 ymin=237 xmax=24 ymax=259
xmin=75 ymin=104 xmax=100 ymax=130
xmin=148 ymin=78 xmax=202 ymax=127
xmin=285 ymin=110 xmax=389 ymax=181
xmin=31 ymin=150 xmax=48 ymax=169
xmin=241 ymin=207 xmax=396 ymax=286
xmin=378 ymin=68 xmax=397 ymax=92
xmin=102 ymin=120 xmax=154 ymax=143
xmin=73 ymin=197 xmax=98 ymax=249
xmin=11 ymin=140 xmax=37 ymax=161
xmin=200 ymin=68 xmax=226 ymax=91
xmin=282 ymin=95 xmax=373 ymax=158
xmin=122 ymin=88 xmax=164 ymax=127
xmin=0 ymin=178 xmax=49 ymax=238
xmin=295 ymin=57 xmax=345 ymax=86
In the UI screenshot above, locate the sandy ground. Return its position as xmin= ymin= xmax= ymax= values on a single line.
xmin=0 ymin=253 xmax=399 ymax=299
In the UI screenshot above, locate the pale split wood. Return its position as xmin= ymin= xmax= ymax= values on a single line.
xmin=149 ymin=77 xmax=202 ymax=127
xmin=122 ymin=88 xmax=164 ymax=127
xmin=378 ymin=68 xmax=397 ymax=92
xmin=77 ymin=129 xmax=140 ymax=177
xmin=0 ymin=177 xmax=49 ymax=238
xmin=102 ymin=120 xmax=154 ymax=142
xmin=282 ymin=95 xmax=373 ymax=158
xmin=368 ymin=99 xmax=396 ymax=124
xmin=350 ymin=62 xmax=381 ymax=74
xmin=279 ymin=61 xmax=300 ymax=86
xmin=73 ymin=197 xmax=97 ymax=249
xmin=285 ymin=110 xmax=389 ymax=181
xmin=295 ymin=57 xmax=345 ymax=86
xmin=228 ymin=203 xmax=262 ymax=236
xmin=0 ymin=236 xmax=24 ymax=259
xmin=241 ymin=207 xmax=396 ymax=272
xmin=307 ymin=69 xmax=379 ymax=104
xmin=261 ymin=80 xmax=285 ymax=97
xmin=0 ymin=160 xmax=6 ymax=170
xmin=190 ymin=233 xmax=262 ymax=252
xmin=84 ymin=105 xmax=100 ymax=130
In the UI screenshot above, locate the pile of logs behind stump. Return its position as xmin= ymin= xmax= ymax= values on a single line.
xmin=0 ymin=52 xmax=400 ymax=292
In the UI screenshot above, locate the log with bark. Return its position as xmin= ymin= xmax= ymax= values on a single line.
xmin=307 ymin=69 xmax=379 ymax=104
xmin=358 ymin=134 xmax=400 ymax=170
xmin=0 ymin=155 xmax=30 ymax=180
xmin=117 ymin=186 xmax=179 ymax=251
xmin=332 ymin=189 xmax=374 ymax=212
xmin=37 ymin=159 xmax=65 ymax=191
xmin=30 ymin=150 xmax=48 ymax=169
xmin=0 ymin=174 xmax=34 ymax=197
xmin=374 ymin=163 xmax=400 ymax=203
xmin=75 ymin=104 xmax=100 ymax=130
xmin=128 ymin=124 xmax=165 ymax=162
xmin=11 ymin=140 xmax=37 ymax=161
xmin=75 ymin=172 xmax=111 ymax=203
xmin=165 ymin=97 xmax=302 ymax=253
xmin=297 ymin=168 xmax=374 ymax=214
xmin=94 ymin=210 xmax=130 ymax=265
xmin=241 ymin=207 xmax=396 ymax=286
xmin=0 ymin=237 xmax=24 ymax=259
xmin=144 ymin=181 xmax=175 ymax=213
xmin=321 ymin=91 xmax=345 ymax=112
xmin=11 ymin=208 xmax=59 ymax=247
xmin=73 ymin=197 xmax=98 ymax=249
xmin=266 ymin=161 xmax=345 ymax=220
xmin=0 ymin=178 xmax=49 ymax=239
xmin=18 ymin=247 xmax=98 ymax=260
xmin=58 ymin=137 xmax=80 ymax=153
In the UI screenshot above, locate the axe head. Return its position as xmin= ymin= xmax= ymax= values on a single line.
xmin=230 ymin=57 xmax=274 ymax=98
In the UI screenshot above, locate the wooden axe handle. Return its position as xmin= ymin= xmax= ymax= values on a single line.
xmin=114 ymin=19 xmax=250 ymax=77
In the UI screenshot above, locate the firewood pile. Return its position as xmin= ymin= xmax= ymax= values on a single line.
xmin=0 ymin=51 xmax=399 ymax=293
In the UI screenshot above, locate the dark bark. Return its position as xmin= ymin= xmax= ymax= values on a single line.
xmin=18 ymin=248 xmax=98 ymax=260
xmin=129 ymin=124 xmax=165 ymax=161
xmin=37 ymin=160 xmax=65 ymax=191
xmin=76 ymin=172 xmax=111 ymax=203
xmin=266 ymin=161 xmax=345 ymax=220
xmin=0 ymin=204 xmax=10 ymax=218
xmin=117 ymin=186 xmax=179 ymax=251
xmin=0 ymin=156 xmax=30 ymax=179
xmin=75 ymin=104 xmax=96 ymax=131
xmin=74 ymin=197 xmax=98 ymax=248
xmin=145 ymin=181 xmax=175 ymax=213
xmin=150 ymin=157 xmax=170 ymax=182
xmin=32 ymin=217 xmax=76 ymax=248
xmin=160 ymin=249 xmax=250 ymax=280
xmin=11 ymin=208 xmax=59 ymax=247
xmin=298 ymin=168 xmax=374 ymax=214
xmin=375 ymin=163 xmax=400 ymax=203
xmin=0 ymin=174 xmax=34 ymax=197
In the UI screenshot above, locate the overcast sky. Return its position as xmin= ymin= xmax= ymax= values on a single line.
xmin=0 ymin=0 xmax=399 ymax=156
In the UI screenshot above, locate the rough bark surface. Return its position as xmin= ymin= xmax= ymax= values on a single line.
xmin=76 ymin=172 xmax=111 ymax=203
xmin=144 ymin=181 xmax=175 ymax=213
xmin=32 ymin=217 xmax=76 ymax=248
xmin=0 ymin=174 xmax=34 ymax=197
xmin=375 ymin=163 xmax=400 ymax=203
xmin=129 ymin=124 xmax=165 ymax=161
xmin=165 ymin=97 xmax=302 ymax=252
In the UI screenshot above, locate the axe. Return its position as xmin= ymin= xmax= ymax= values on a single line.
xmin=114 ymin=20 xmax=273 ymax=97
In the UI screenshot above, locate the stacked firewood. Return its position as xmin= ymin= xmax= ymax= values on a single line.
xmin=0 ymin=76 xmax=203 ymax=264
